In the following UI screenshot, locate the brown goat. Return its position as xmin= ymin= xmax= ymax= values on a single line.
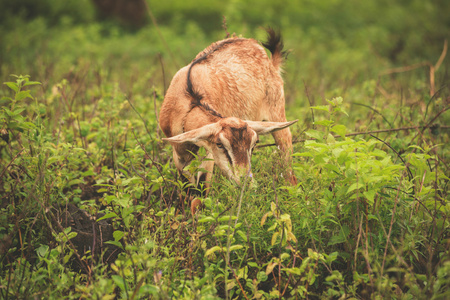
xmin=159 ymin=29 xmax=297 ymax=193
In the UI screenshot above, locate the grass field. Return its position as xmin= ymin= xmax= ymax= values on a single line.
xmin=1 ymin=0 xmax=449 ymax=298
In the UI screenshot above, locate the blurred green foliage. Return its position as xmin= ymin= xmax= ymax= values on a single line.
xmin=1 ymin=0 xmax=449 ymax=79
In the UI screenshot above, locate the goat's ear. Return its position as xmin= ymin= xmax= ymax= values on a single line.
xmin=245 ymin=119 xmax=298 ymax=135
xmin=162 ymin=123 xmax=219 ymax=145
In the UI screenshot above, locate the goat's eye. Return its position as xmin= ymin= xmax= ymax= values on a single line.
xmin=216 ymin=143 xmax=224 ymax=149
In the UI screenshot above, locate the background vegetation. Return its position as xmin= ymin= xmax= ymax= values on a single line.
xmin=0 ymin=0 xmax=449 ymax=298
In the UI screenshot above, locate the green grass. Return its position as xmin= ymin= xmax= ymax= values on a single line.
xmin=0 ymin=0 xmax=449 ymax=298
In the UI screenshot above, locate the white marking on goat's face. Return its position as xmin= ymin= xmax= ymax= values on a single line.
xmin=209 ymin=118 xmax=258 ymax=184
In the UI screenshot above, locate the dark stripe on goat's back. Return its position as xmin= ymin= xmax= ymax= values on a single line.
xmin=185 ymin=38 xmax=245 ymax=119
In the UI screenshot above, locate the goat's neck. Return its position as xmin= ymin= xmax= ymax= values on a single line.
xmin=183 ymin=106 xmax=222 ymax=133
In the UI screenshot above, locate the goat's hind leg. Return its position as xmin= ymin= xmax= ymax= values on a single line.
xmin=269 ymin=106 xmax=297 ymax=185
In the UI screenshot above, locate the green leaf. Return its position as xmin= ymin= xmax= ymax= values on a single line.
xmin=328 ymin=235 xmax=345 ymax=246
xmin=97 ymin=212 xmax=118 ymax=222
xmin=218 ymin=215 xmax=237 ymax=222
xmin=113 ymin=230 xmax=125 ymax=242
xmin=314 ymin=153 xmax=327 ymax=164
xmin=257 ymin=271 xmax=268 ymax=282
xmin=271 ymin=232 xmax=279 ymax=245
xmin=228 ymin=245 xmax=243 ymax=252
xmin=260 ymin=212 xmax=270 ymax=226
xmin=155 ymin=211 xmax=165 ymax=217
xmin=327 ymin=97 xmax=343 ymax=106
xmin=105 ymin=240 xmax=123 ymax=249
xmin=16 ymin=90 xmax=32 ymax=101
xmin=347 ymin=182 xmax=363 ymax=194
xmin=331 ymin=124 xmax=347 ymax=138
xmin=139 ymin=284 xmax=159 ymax=296
xmin=326 ymin=133 xmax=336 ymax=144
xmin=270 ymin=201 xmax=277 ymax=212
xmin=305 ymin=129 xmax=325 ymax=140
xmin=282 ymin=267 xmax=301 ymax=275
xmin=237 ymin=230 xmax=247 ymax=242
xmin=328 ymin=226 xmax=349 ymax=246
xmin=267 ymin=223 xmax=277 ymax=232
xmin=325 ymin=252 xmax=339 ymax=264
xmin=368 ymin=214 xmax=378 ymax=221
xmin=67 ymin=231 xmax=78 ymax=240
xmin=4 ymin=82 xmax=18 ymax=92
xmin=1 ymin=96 xmax=14 ymax=102
xmin=3 ymin=108 xmax=13 ymax=116
xmin=265 ymin=261 xmax=278 ymax=275
xmin=292 ymin=152 xmax=313 ymax=157
xmin=287 ymin=231 xmax=297 ymax=243
xmin=21 ymin=122 xmax=37 ymax=130
xmin=310 ymin=105 xmax=329 ymax=112
xmin=68 ymin=179 xmax=83 ymax=186
xmin=280 ymin=253 xmax=290 ymax=260
xmin=198 ymin=216 xmax=215 ymax=223
xmin=13 ymin=108 xmax=25 ymax=115
xmin=323 ymin=163 xmax=341 ymax=174
xmin=36 ymin=244 xmax=49 ymax=258
xmin=280 ymin=214 xmax=291 ymax=221
xmin=82 ymin=170 xmax=95 ymax=177
xmin=205 ymin=246 xmax=222 ymax=257
xmin=23 ymin=80 xmax=41 ymax=87
xmin=111 ymin=275 xmax=127 ymax=291
xmin=363 ymin=190 xmax=376 ymax=205
xmin=314 ymin=119 xmax=334 ymax=127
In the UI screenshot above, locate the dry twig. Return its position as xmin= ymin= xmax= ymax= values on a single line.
xmin=380 ymin=40 xmax=448 ymax=96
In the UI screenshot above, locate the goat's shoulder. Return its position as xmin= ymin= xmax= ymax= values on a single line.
xmin=159 ymin=66 xmax=191 ymax=137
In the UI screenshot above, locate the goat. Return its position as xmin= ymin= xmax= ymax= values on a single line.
xmin=159 ymin=29 xmax=297 ymax=194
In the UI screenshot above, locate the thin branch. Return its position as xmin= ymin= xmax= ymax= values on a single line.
xmin=153 ymin=91 xmax=161 ymax=139
xmin=434 ymin=40 xmax=448 ymax=71
xmin=380 ymin=61 xmax=430 ymax=76
xmin=369 ymin=134 xmax=413 ymax=182
xmin=222 ymin=15 xmax=230 ymax=38
xmin=131 ymin=129 xmax=170 ymax=193
xmin=0 ymin=148 xmax=24 ymax=179
xmin=425 ymin=83 xmax=449 ymax=120
xmin=157 ymin=54 xmax=167 ymax=95
xmin=126 ymin=97 xmax=153 ymax=140
xmin=257 ymin=125 xmax=450 ymax=148
xmin=421 ymin=107 xmax=450 ymax=135
xmin=380 ymin=178 xmax=404 ymax=276
xmin=143 ymin=0 xmax=179 ymax=69
xmin=379 ymin=40 xmax=447 ymax=96
xmin=350 ymin=102 xmax=393 ymax=128
xmin=303 ymin=80 xmax=315 ymax=129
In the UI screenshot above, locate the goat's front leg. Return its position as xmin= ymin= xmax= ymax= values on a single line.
xmin=191 ymin=152 xmax=215 ymax=214
xmin=173 ymin=146 xmax=213 ymax=214
xmin=271 ymin=127 xmax=297 ymax=185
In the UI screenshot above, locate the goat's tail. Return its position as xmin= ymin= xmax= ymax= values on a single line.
xmin=262 ymin=28 xmax=287 ymax=70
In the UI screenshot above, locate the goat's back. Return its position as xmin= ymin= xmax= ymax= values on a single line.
xmin=160 ymin=36 xmax=285 ymax=138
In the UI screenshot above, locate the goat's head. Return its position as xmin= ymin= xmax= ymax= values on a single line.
xmin=163 ymin=117 xmax=297 ymax=185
